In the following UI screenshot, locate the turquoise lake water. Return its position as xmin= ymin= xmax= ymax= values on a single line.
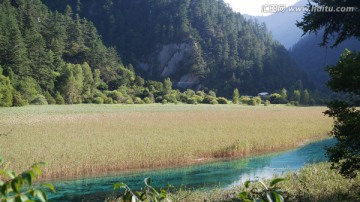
xmin=48 ymin=139 xmax=335 ymax=201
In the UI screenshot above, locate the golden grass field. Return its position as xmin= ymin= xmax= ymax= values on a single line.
xmin=0 ymin=104 xmax=332 ymax=180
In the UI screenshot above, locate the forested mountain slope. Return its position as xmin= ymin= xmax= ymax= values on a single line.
xmin=0 ymin=0 xmax=165 ymax=106
xmin=43 ymin=0 xmax=309 ymax=96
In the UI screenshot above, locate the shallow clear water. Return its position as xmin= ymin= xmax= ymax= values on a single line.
xmin=48 ymin=139 xmax=335 ymax=201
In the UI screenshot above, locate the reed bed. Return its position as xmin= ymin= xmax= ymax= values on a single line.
xmin=0 ymin=104 xmax=332 ymax=180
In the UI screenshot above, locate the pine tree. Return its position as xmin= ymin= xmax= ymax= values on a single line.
xmin=293 ymin=90 xmax=301 ymax=103
xmin=62 ymin=64 xmax=84 ymax=104
xmin=232 ymin=88 xmax=239 ymax=104
xmin=280 ymin=88 xmax=288 ymax=103
xmin=163 ymin=78 xmax=172 ymax=95
xmin=4 ymin=13 xmax=29 ymax=76
xmin=301 ymin=89 xmax=310 ymax=105
xmin=0 ymin=75 xmax=14 ymax=107
xmin=81 ymin=62 xmax=94 ymax=99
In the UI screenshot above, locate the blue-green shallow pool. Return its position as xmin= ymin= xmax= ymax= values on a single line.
xmin=48 ymin=139 xmax=336 ymax=202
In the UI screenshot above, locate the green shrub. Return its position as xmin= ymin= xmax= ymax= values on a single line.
xmin=248 ymin=99 xmax=257 ymax=106
xmin=82 ymin=97 xmax=93 ymax=103
xmin=111 ymin=178 xmax=172 ymax=202
xmin=264 ymin=100 xmax=271 ymax=106
xmin=93 ymin=91 xmax=107 ymax=100
xmin=143 ymin=97 xmax=154 ymax=104
xmin=30 ymin=94 xmax=48 ymax=105
xmin=54 ymin=92 xmax=65 ymax=105
xmin=217 ymin=97 xmax=228 ymax=104
xmin=208 ymin=90 xmax=217 ymax=97
xmin=184 ymin=89 xmax=196 ymax=97
xmin=125 ymin=98 xmax=134 ymax=104
xmin=164 ymin=93 xmax=178 ymax=103
xmin=192 ymin=95 xmax=204 ymax=103
xmin=240 ymin=96 xmax=251 ymax=104
xmin=179 ymin=93 xmax=189 ymax=103
xmin=270 ymin=93 xmax=287 ymax=104
xmin=253 ymin=96 xmax=262 ymax=105
xmin=203 ymin=96 xmax=217 ymax=104
xmin=187 ymin=97 xmax=198 ymax=104
xmin=12 ymin=90 xmax=28 ymax=107
xmin=161 ymin=99 xmax=168 ymax=104
xmin=17 ymin=77 xmax=39 ymax=102
xmin=289 ymin=101 xmax=300 ymax=106
xmin=105 ymin=91 xmax=123 ymax=102
xmin=0 ymin=156 xmax=55 ymax=202
xmin=134 ymin=97 xmax=144 ymax=104
xmin=93 ymin=97 xmax=104 ymax=104
xmin=236 ymin=178 xmax=286 ymax=202
xmin=155 ymin=96 xmax=164 ymax=103
xmin=210 ymin=99 xmax=218 ymax=105
xmin=104 ymin=97 xmax=113 ymax=104
xmin=44 ymin=91 xmax=56 ymax=105
xmin=196 ymin=90 xmax=206 ymax=99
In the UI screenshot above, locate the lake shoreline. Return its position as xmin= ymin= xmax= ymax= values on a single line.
xmin=41 ymin=136 xmax=329 ymax=183
xmin=48 ymin=138 xmax=336 ymax=201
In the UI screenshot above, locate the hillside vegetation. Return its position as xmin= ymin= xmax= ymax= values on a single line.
xmin=0 ymin=0 xmax=149 ymax=106
xmin=0 ymin=0 xmax=318 ymax=107
xmin=43 ymin=0 xmax=309 ymax=96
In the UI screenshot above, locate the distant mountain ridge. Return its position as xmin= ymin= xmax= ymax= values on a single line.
xmin=247 ymin=0 xmax=360 ymax=90
xmin=246 ymin=0 xmax=307 ymax=49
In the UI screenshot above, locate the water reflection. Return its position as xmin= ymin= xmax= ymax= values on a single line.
xmin=49 ymin=139 xmax=335 ymax=201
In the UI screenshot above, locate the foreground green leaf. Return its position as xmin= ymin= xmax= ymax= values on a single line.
xmin=270 ymin=178 xmax=285 ymax=187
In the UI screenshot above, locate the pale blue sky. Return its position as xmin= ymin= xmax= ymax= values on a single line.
xmin=223 ymin=0 xmax=299 ymax=16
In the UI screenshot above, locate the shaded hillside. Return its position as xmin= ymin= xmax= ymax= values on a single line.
xmin=43 ymin=0 xmax=309 ymax=96
xmin=250 ymin=0 xmax=360 ymax=91
xmin=290 ymin=33 xmax=360 ymax=90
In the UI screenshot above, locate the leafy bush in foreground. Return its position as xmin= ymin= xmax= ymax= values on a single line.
xmin=0 ymin=157 xmax=55 ymax=202
xmin=236 ymin=178 xmax=286 ymax=202
xmin=111 ymin=178 xmax=172 ymax=202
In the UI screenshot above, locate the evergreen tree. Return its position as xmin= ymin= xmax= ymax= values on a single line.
xmin=81 ymin=62 xmax=94 ymax=100
xmin=232 ymin=88 xmax=239 ymax=104
xmin=293 ymin=90 xmax=301 ymax=103
xmin=0 ymin=75 xmax=13 ymax=107
xmin=163 ymin=78 xmax=172 ymax=95
xmin=62 ymin=64 xmax=80 ymax=104
xmin=301 ymin=89 xmax=310 ymax=105
xmin=280 ymin=88 xmax=288 ymax=103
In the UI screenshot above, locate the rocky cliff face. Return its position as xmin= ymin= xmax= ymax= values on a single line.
xmin=138 ymin=42 xmax=200 ymax=89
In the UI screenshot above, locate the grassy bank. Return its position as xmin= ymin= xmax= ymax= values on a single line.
xmin=0 ymin=104 xmax=332 ymax=180
xmin=173 ymin=163 xmax=360 ymax=202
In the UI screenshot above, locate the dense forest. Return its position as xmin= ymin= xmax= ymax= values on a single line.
xmin=0 ymin=0 xmax=316 ymax=107
xmin=43 ymin=0 xmax=310 ymax=96
xmin=0 ymin=0 xmax=175 ymax=106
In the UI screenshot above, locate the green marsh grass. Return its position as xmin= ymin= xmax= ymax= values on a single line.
xmin=0 ymin=104 xmax=332 ymax=180
xmin=173 ymin=163 xmax=360 ymax=202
